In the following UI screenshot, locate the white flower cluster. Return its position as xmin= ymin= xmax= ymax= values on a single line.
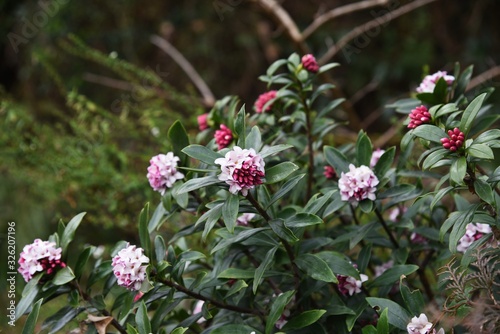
xmin=457 ymin=223 xmax=492 ymax=253
xmin=18 ymin=239 xmax=65 ymax=282
xmin=112 ymin=244 xmax=150 ymax=291
xmin=338 ymin=164 xmax=379 ymax=205
xmin=416 ymin=71 xmax=455 ymax=93
xmin=147 ymin=152 xmax=184 ymax=195
xmin=407 ymin=313 xmax=444 ymax=334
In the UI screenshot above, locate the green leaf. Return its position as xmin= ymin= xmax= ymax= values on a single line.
xmin=61 ymin=212 xmax=86 ymax=253
xmin=222 ymin=193 xmax=239 ymax=233
xmin=460 ymin=93 xmax=487 ymax=137
xmin=266 ymin=290 xmax=295 ymax=334
xmin=52 ymin=266 xmax=75 ymax=285
xmin=315 ymin=251 xmax=360 ymax=279
xmin=21 ymin=298 xmax=43 ymax=334
xmin=201 ymin=202 xmax=224 ymax=241
xmin=303 ymin=190 xmax=335 ymax=215
xmin=357 ymin=243 xmax=372 ymax=274
xmin=218 ymin=268 xmax=285 ymax=279
xmin=259 ymin=144 xmax=293 ymax=158
xmin=377 ymin=308 xmax=390 ymax=334
xmin=168 ymin=120 xmax=190 ymax=166
xmin=441 ymin=205 xmax=479 ymax=252
xmin=467 ymin=143 xmax=494 ymax=159
xmin=410 ymin=124 xmax=447 ymax=144
xmin=378 ymin=184 xmax=415 ymax=199
xmin=295 ymin=254 xmax=338 ymax=283
xmin=430 ymin=186 xmax=454 ymax=210
xmin=171 ymin=327 xmax=189 ymax=334
xmin=265 ymin=162 xmax=299 ymax=184
xmin=42 ymin=306 xmax=83 ymax=333
xmin=174 ymin=175 xmax=220 ymax=194
xmin=374 ymin=147 xmax=395 ymax=178
xmin=282 ymin=309 xmax=327 ymax=331
xmin=318 ymin=62 xmax=340 ymax=74
xmin=367 ymin=265 xmax=418 ymax=288
xmin=324 ymin=146 xmax=350 ymax=174
xmin=154 ymin=235 xmax=167 ymax=263
xmin=286 ymin=213 xmax=323 ymax=228
xmin=182 ymin=144 xmax=223 ymax=165
xmin=323 ymin=190 xmax=346 ymax=217
xmin=211 ymin=227 xmax=268 ymax=253
xmin=450 ymin=156 xmax=467 ymax=185
xmin=473 ymin=129 xmax=500 ymax=144
xmin=139 ymin=204 xmax=152 ymax=259
xmin=359 ymin=199 xmax=374 ymax=213
xmin=246 ymin=126 xmax=262 ymax=151
xmin=127 ymin=324 xmax=140 ymax=334
xmin=454 ymin=65 xmax=473 ymax=98
xmin=74 ymin=247 xmax=93 ymax=279
xmin=16 ymin=274 xmax=41 ymax=320
xmin=356 ymin=131 xmax=373 ymax=166
xmin=267 ymin=58 xmax=288 ymax=76
xmin=421 ymin=148 xmax=448 ymax=170
xmin=235 ymin=105 xmax=246 ymax=148
xmin=400 ymin=277 xmax=425 ymax=316
xmin=136 ymin=301 xmax=152 ymax=334
xmin=212 ymin=325 xmax=261 ymax=334
xmin=269 ymin=219 xmax=299 ymax=243
xmin=366 ymin=297 xmax=411 ymax=330
xmin=474 ymin=179 xmax=495 ymax=206
xmin=362 ymin=325 xmax=378 ymax=334
xmin=267 ymin=174 xmax=305 ymax=209
xmin=253 ymin=246 xmax=278 ymax=294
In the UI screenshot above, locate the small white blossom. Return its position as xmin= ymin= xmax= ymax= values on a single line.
xmin=18 ymin=239 xmax=66 ymax=282
xmin=457 ymin=223 xmax=492 ymax=253
xmin=147 ymin=152 xmax=184 ymax=195
xmin=112 ymin=244 xmax=150 ymax=291
xmin=237 ymin=213 xmax=256 ymax=226
xmin=416 ymin=71 xmax=455 ymax=93
xmin=407 ymin=313 xmax=435 ymax=334
xmin=338 ymin=164 xmax=379 ymax=205
xmin=214 ymin=146 xmax=265 ymax=196
xmin=374 ymin=260 xmax=394 ymax=278
xmin=370 ymin=148 xmax=385 ymax=168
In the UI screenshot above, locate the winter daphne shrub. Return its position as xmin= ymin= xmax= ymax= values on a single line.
xmin=15 ymin=55 xmax=500 ymax=334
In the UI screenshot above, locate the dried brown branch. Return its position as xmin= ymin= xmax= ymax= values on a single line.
xmin=150 ymin=34 xmax=215 ymax=107
xmin=83 ymin=72 xmax=135 ymax=91
xmin=467 ymin=65 xmax=500 ymax=91
xmin=251 ymin=0 xmax=310 ymax=54
xmin=318 ymin=0 xmax=441 ymax=65
xmin=302 ymin=0 xmax=390 ymax=40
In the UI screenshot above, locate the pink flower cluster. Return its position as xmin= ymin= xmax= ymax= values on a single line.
xmin=147 ymin=152 xmax=185 ymax=195
xmin=338 ymin=164 xmax=379 ymax=204
xmin=112 ymin=244 xmax=150 ymax=291
xmin=237 ymin=213 xmax=256 ymax=226
xmin=18 ymin=239 xmax=66 ymax=282
xmin=214 ymin=124 xmax=233 ymax=150
xmin=301 ymin=54 xmax=319 ymax=73
xmin=457 ymin=223 xmax=492 ymax=253
xmin=441 ymin=128 xmax=465 ymax=152
xmin=214 ymin=146 xmax=265 ymax=196
xmin=323 ymin=165 xmax=336 ymax=179
xmin=407 ymin=313 xmax=444 ymax=334
xmin=370 ymin=148 xmax=385 ymax=168
xmin=254 ymin=90 xmax=277 ymax=114
xmin=408 ymin=105 xmax=431 ymax=129
xmin=337 ymin=271 xmax=369 ymax=296
xmin=416 ymin=71 xmax=455 ymax=93
xmin=197 ymin=113 xmax=209 ymax=131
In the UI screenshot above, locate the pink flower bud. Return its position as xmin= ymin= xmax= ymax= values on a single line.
xmin=301 ymin=54 xmax=319 ymax=73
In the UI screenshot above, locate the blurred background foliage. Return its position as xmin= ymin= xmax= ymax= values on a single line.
xmin=1 ymin=0 xmax=500 ymax=321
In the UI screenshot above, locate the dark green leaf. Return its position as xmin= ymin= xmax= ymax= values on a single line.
xmin=460 ymin=93 xmax=487 ymax=137
xmin=295 ymin=254 xmax=338 ymax=283
xmin=42 ymin=306 xmax=83 ymax=334
xmin=430 ymin=186 xmax=455 ymax=210
xmin=450 ymin=156 xmax=467 ymax=185
xmin=175 ymin=175 xmax=220 ymax=194
xmin=454 ymin=65 xmax=473 ymax=98
xmin=218 ymin=268 xmax=285 ymax=279
xmin=246 ymin=126 xmax=262 ymax=151
xmin=359 ymin=199 xmax=374 ymax=213
xmin=357 ymin=243 xmax=372 ymax=273
xmin=377 ymin=308 xmax=390 ymax=334
xmin=400 ymin=277 xmax=425 ymax=316
xmin=265 ymin=162 xmax=299 ymax=184
xmin=269 ymin=219 xmax=299 ymax=243
xmin=171 ymin=328 xmax=188 ymax=334
xmin=324 ymin=146 xmax=350 ymax=174
xmin=253 ymin=246 xmax=278 ymax=293
xmin=467 ymin=143 xmax=494 ymax=159
xmin=366 ymin=297 xmax=411 ymax=330
xmin=315 ymin=251 xmax=360 ymax=279
xmin=182 ymin=145 xmax=223 ymax=165
xmin=211 ymin=227 xmax=268 ymax=253
xmin=212 ymin=325 xmax=261 ymax=334
xmin=148 ymin=202 xmax=167 ymax=232
xmin=286 ymin=213 xmax=323 ymax=228
xmin=474 ymin=179 xmax=495 ymax=206
xmin=267 ymin=174 xmax=305 ymax=209
xmin=411 ymin=124 xmax=447 ymax=144
xmin=267 ymin=59 xmax=288 ymax=76
xmin=74 ymin=247 xmax=93 ymax=279
xmin=16 ymin=274 xmax=41 ymax=320
xmin=259 ymin=144 xmax=293 ymax=158
xmin=154 ymin=235 xmax=167 ymax=263
xmin=318 ymin=62 xmax=340 ymax=74
xmin=356 ymin=131 xmax=373 ymax=166
xmin=488 ymin=166 xmax=500 ymax=182
xmin=374 ymin=147 xmax=395 ymax=179
xmin=421 ymin=148 xmax=448 ymax=170
xmin=367 ymin=265 xmax=418 ymax=288
xmin=222 ymin=193 xmax=239 ymax=233
xmin=378 ymin=184 xmax=416 ymax=199
xmin=139 ymin=204 xmax=152 ymax=259
xmin=474 ymin=129 xmax=500 ymax=144
xmin=168 ymin=121 xmax=190 ymax=166
xmin=322 ymin=190 xmax=346 ymax=217
xmin=282 ymin=309 xmax=327 ymax=331
xmin=303 ymin=190 xmax=335 ymax=215
xmin=52 ymin=267 xmax=75 ymax=286
xmin=21 ymin=298 xmax=43 ymax=334
xmin=363 ymin=325 xmax=378 ymax=334
xmin=266 ymin=290 xmax=295 ymax=334
xmin=61 ymin=212 xmax=86 ymax=253
xmin=235 ymin=105 xmax=246 ymax=148
xmin=136 ymin=301 xmax=152 ymax=334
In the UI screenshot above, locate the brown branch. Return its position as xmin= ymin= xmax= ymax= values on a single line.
xmin=318 ymin=0 xmax=441 ymax=65
xmin=302 ymin=0 xmax=390 ymax=40
xmin=150 ymin=35 xmax=215 ymax=107
xmin=467 ymin=65 xmax=500 ymax=91
xmin=251 ymin=0 xmax=310 ymax=54
xmin=83 ymin=73 xmax=135 ymax=91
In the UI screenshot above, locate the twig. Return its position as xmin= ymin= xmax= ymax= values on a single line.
xmin=83 ymin=72 xmax=135 ymax=91
xmin=251 ymin=0 xmax=310 ymax=54
xmin=302 ymin=0 xmax=390 ymax=40
xmin=159 ymin=277 xmax=265 ymax=317
xmin=318 ymin=0 xmax=441 ymax=65
xmin=467 ymin=65 xmax=500 ymax=91
xmin=150 ymin=35 xmax=215 ymax=107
